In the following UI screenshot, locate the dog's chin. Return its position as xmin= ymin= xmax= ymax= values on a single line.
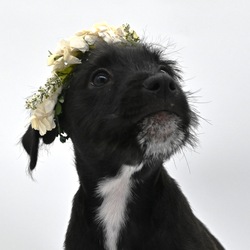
xmin=137 ymin=111 xmax=185 ymax=161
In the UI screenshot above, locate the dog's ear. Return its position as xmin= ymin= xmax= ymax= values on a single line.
xmin=21 ymin=126 xmax=57 ymax=171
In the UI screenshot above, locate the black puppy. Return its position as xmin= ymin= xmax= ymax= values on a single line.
xmin=22 ymin=41 xmax=224 ymax=250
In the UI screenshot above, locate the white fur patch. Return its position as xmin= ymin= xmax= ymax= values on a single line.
xmin=137 ymin=112 xmax=185 ymax=159
xmin=95 ymin=164 xmax=143 ymax=250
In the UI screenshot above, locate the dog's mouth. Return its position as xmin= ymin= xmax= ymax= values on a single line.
xmin=137 ymin=111 xmax=180 ymax=139
xmin=137 ymin=111 xmax=185 ymax=159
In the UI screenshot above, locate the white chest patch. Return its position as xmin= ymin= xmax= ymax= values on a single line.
xmin=95 ymin=164 xmax=143 ymax=250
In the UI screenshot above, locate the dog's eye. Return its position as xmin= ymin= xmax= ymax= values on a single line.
xmin=91 ymin=70 xmax=111 ymax=87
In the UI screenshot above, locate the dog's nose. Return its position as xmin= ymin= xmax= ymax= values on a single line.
xmin=142 ymin=73 xmax=177 ymax=97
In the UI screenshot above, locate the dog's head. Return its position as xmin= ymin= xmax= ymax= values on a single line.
xmin=22 ymin=41 xmax=198 ymax=172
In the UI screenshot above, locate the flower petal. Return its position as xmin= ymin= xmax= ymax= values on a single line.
xmin=38 ymin=121 xmax=47 ymax=136
xmin=43 ymin=99 xmax=56 ymax=113
xmin=63 ymin=48 xmax=81 ymax=65
xmin=69 ymin=36 xmax=89 ymax=52
xmin=84 ymin=34 xmax=97 ymax=45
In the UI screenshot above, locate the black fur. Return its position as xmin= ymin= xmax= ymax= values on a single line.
xmin=22 ymin=42 xmax=224 ymax=249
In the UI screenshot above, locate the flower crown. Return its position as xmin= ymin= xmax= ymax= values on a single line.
xmin=25 ymin=23 xmax=140 ymax=141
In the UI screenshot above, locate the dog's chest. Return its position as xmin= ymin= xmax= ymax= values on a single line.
xmin=95 ymin=164 xmax=142 ymax=250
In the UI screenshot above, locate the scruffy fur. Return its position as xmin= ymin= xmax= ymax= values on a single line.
xmin=22 ymin=42 xmax=224 ymax=250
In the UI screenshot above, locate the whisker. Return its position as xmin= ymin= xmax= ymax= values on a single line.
xmin=181 ymin=149 xmax=191 ymax=174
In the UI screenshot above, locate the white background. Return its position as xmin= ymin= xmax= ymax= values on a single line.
xmin=1 ymin=0 xmax=249 ymax=249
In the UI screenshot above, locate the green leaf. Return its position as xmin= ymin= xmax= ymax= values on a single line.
xmin=55 ymin=102 xmax=62 ymax=115
xmin=57 ymin=66 xmax=74 ymax=76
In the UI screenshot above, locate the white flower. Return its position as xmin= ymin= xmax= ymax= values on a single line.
xmin=48 ymin=40 xmax=82 ymax=71
xmin=69 ymin=36 xmax=89 ymax=52
xmin=50 ymin=56 xmax=66 ymax=71
xmin=46 ymin=23 xmax=139 ymax=73
xmin=30 ymin=89 xmax=61 ymax=136
xmin=63 ymin=47 xmax=82 ymax=65
xmin=84 ymin=34 xmax=97 ymax=45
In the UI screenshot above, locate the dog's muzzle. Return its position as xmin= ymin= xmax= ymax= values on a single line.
xmin=142 ymin=72 xmax=178 ymax=100
xmin=134 ymin=72 xmax=189 ymax=159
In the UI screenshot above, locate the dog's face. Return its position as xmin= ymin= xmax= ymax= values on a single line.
xmin=22 ymin=41 xmax=197 ymax=173
xmin=58 ymin=42 xmax=197 ymax=169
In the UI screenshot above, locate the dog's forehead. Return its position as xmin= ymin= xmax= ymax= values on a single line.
xmin=89 ymin=43 xmax=164 ymax=69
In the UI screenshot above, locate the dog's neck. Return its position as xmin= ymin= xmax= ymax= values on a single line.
xmin=74 ymin=145 xmax=163 ymax=190
xmin=95 ymin=163 xmax=143 ymax=250
xmin=74 ymin=151 xmax=164 ymax=250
